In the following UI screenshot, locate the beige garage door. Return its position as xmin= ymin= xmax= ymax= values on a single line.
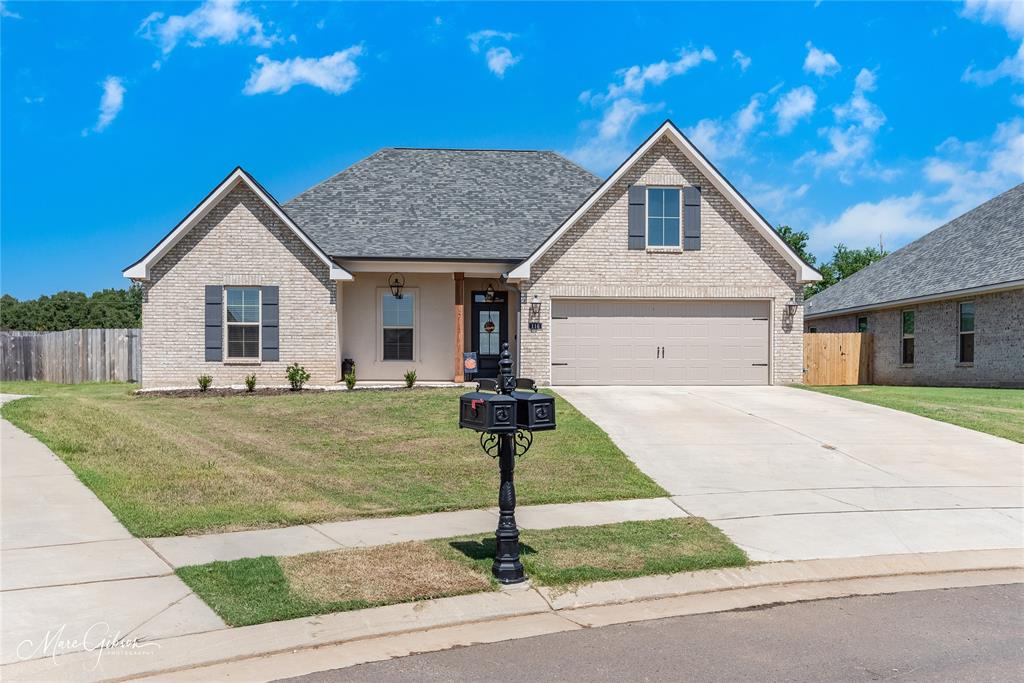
xmin=551 ymin=300 xmax=770 ymax=385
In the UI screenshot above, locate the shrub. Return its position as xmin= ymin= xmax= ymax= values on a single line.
xmin=286 ymin=363 xmax=310 ymax=391
xmin=344 ymin=371 xmax=357 ymax=390
xmin=404 ymin=369 xmax=417 ymax=388
xmin=244 ymin=373 xmax=256 ymax=392
xmin=197 ymin=374 xmax=213 ymax=392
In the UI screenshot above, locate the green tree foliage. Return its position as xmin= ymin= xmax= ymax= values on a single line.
xmin=776 ymin=225 xmax=888 ymax=299
xmin=0 ymin=285 xmax=142 ymax=331
xmin=776 ymin=225 xmax=816 ymax=267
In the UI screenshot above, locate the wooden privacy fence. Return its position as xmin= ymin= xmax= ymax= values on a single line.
xmin=803 ymin=332 xmax=873 ymax=385
xmin=0 ymin=329 xmax=141 ymax=383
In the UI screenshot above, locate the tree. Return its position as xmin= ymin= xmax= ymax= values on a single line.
xmin=776 ymin=225 xmax=816 ymax=268
xmin=0 ymin=285 xmax=142 ymax=331
xmin=805 ymin=243 xmax=888 ymax=298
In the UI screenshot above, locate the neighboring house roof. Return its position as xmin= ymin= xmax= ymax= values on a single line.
xmin=805 ymin=183 xmax=1024 ymax=319
xmin=283 ymin=148 xmax=601 ymax=261
xmin=506 ymin=120 xmax=822 ymax=283
xmin=123 ymin=167 xmax=353 ymax=282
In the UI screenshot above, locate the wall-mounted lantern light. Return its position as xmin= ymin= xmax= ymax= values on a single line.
xmin=785 ymin=298 xmax=799 ymax=316
xmin=485 ymin=283 xmax=496 ymax=302
xmin=529 ymin=295 xmax=541 ymax=317
xmin=388 ymin=273 xmax=406 ymax=299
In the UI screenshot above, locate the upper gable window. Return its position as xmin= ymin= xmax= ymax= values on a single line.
xmin=647 ymin=188 xmax=681 ymax=247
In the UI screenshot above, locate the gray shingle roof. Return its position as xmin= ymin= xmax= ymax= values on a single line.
xmin=805 ymin=183 xmax=1024 ymax=317
xmin=283 ymin=148 xmax=601 ymax=261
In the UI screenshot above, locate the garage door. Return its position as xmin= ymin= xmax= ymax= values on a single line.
xmin=551 ymin=300 xmax=770 ymax=385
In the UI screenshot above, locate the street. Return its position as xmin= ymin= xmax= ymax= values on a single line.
xmin=282 ymin=584 xmax=1024 ymax=682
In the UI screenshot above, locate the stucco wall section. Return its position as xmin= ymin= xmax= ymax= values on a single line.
xmin=806 ymin=288 xmax=1024 ymax=387
xmin=518 ymin=137 xmax=804 ymax=386
xmin=140 ymin=184 xmax=338 ymax=388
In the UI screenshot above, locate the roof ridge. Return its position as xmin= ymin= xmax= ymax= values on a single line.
xmin=385 ymin=147 xmax=555 ymax=153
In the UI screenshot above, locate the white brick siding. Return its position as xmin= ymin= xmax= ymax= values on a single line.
xmin=140 ymin=185 xmax=338 ymax=388
xmin=518 ymin=138 xmax=805 ymax=386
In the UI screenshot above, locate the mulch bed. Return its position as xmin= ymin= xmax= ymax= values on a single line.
xmin=136 ymin=387 xmax=328 ymax=398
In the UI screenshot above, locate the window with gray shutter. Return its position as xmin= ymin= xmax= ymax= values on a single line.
xmin=204 ymin=285 xmax=223 ymax=361
xmin=261 ymin=286 xmax=279 ymax=361
xmin=683 ymin=186 xmax=701 ymax=251
xmin=627 ymin=185 xmax=646 ymax=250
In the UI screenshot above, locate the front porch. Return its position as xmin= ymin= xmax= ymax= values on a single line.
xmin=334 ymin=261 xmax=522 ymax=383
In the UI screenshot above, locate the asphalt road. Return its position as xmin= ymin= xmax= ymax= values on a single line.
xmin=281 ymin=584 xmax=1024 ymax=682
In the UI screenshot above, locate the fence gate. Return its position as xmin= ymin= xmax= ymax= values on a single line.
xmin=803 ymin=332 xmax=872 ymax=385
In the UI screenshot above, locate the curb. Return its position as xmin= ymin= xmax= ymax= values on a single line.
xmin=4 ymin=549 xmax=1022 ymax=682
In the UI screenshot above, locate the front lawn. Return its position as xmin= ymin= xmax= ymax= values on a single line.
xmin=178 ymin=517 xmax=747 ymax=626
xmin=799 ymin=385 xmax=1024 ymax=443
xmin=0 ymin=382 xmax=664 ymax=536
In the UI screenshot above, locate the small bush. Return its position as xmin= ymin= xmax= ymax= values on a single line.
xmin=244 ymin=374 xmax=257 ymax=392
xmin=286 ymin=363 xmax=311 ymax=391
xmin=197 ymin=374 xmax=213 ymax=392
xmin=344 ymin=371 xmax=357 ymax=390
xmin=404 ymin=369 xmax=417 ymax=388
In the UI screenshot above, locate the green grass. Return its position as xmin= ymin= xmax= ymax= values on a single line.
xmin=0 ymin=382 xmax=664 ymax=537
xmin=177 ymin=518 xmax=747 ymax=626
xmin=798 ymin=384 xmax=1024 ymax=443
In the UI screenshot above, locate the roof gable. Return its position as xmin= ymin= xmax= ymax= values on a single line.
xmin=506 ymin=120 xmax=821 ymax=283
xmin=123 ymin=167 xmax=352 ymax=282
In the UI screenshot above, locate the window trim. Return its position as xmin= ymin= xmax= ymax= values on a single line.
xmin=958 ymin=301 xmax=975 ymax=365
xmin=645 ymin=186 xmax=682 ymax=249
xmin=377 ymin=287 xmax=419 ymax=363
xmin=224 ymin=286 xmax=261 ymax=363
xmin=900 ymin=309 xmax=915 ymax=366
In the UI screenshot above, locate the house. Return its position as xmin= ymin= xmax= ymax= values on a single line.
xmin=123 ymin=120 xmax=820 ymax=388
xmin=805 ymin=184 xmax=1024 ymax=387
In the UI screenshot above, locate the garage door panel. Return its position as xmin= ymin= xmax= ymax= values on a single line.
xmin=552 ymin=299 xmax=769 ymax=386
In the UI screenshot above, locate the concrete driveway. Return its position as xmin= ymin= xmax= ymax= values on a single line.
xmin=557 ymin=386 xmax=1024 ymax=561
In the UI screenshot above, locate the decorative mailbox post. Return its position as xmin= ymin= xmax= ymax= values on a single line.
xmin=459 ymin=342 xmax=556 ymax=583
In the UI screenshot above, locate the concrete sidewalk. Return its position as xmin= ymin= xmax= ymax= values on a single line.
xmin=0 ymin=395 xmax=225 ymax=666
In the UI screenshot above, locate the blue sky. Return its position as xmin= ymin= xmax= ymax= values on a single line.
xmin=2 ymin=0 xmax=1021 ymax=299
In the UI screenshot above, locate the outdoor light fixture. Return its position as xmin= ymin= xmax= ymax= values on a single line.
xmin=785 ymin=298 xmax=799 ymax=316
xmin=529 ymin=295 xmax=541 ymax=317
xmin=388 ymin=273 xmax=406 ymax=299
xmin=485 ymin=283 xmax=496 ymax=302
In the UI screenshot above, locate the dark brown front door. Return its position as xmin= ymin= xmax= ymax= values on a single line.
xmin=471 ymin=291 xmax=508 ymax=379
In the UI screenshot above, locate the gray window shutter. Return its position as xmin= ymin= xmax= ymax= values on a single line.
xmin=261 ymin=286 xmax=279 ymax=361
xmin=627 ymin=185 xmax=646 ymax=250
xmin=683 ymin=186 xmax=701 ymax=251
xmin=204 ymin=286 xmax=223 ymax=362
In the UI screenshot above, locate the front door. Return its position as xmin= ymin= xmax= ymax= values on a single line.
xmin=471 ymin=291 xmax=508 ymax=379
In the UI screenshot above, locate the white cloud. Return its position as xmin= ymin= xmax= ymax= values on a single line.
xmin=686 ymin=94 xmax=764 ymax=161
xmin=1013 ymin=93 xmax=1024 ymax=107
xmin=1 ymin=2 xmax=21 ymax=19
xmin=485 ymin=47 xmax=520 ymax=78
xmin=961 ymin=0 xmax=1024 ymax=85
xmin=598 ymin=47 xmax=716 ymax=102
xmin=84 ymin=76 xmax=125 ymax=135
xmin=747 ymin=181 xmax=811 ymax=215
xmin=23 ymin=95 xmax=44 ymax=104
xmin=773 ymin=85 xmax=816 ymax=134
xmin=466 ymin=29 xmax=520 ymax=77
xmin=803 ymin=41 xmax=840 ymax=76
xmin=809 ymin=117 xmax=1024 ymax=255
xmin=799 ymin=68 xmax=886 ymax=179
xmin=316 ymin=18 xmax=325 ymax=30
xmin=138 ymin=0 xmax=278 ymax=57
xmin=243 ymin=47 xmax=362 ymax=95
xmin=733 ymin=49 xmax=751 ymax=72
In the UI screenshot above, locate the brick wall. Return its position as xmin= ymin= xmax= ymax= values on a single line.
xmin=806 ymin=288 xmax=1024 ymax=387
xmin=140 ymin=184 xmax=338 ymax=388
xmin=518 ymin=138 xmax=805 ymax=385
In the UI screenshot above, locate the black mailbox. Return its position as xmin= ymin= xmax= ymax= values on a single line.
xmin=459 ymin=380 xmax=517 ymax=433
xmin=510 ymin=379 xmax=556 ymax=432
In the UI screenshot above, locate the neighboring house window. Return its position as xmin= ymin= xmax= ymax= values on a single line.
xmin=857 ymin=316 xmax=868 ymax=333
xmin=226 ymin=287 xmax=260 ymax=359
xmin=901 ymin=310 xmax=915 ymax=365
xmin=959 ymin=302 xmax=975 ymax=363
xmin=647 ymin=188 xmax=681 ymax=247
xmin=809 ymin=327 xmax=818 ymax=333
xmin=382 ymin=292 xmax=414 ymax=361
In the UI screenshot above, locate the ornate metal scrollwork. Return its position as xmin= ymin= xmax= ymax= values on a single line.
xmin=480 ymin=431 xmax=499 ymax=458
xmin=514 ymin=429 xmax=533 ymax=457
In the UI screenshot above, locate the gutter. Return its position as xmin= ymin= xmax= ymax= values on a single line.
xmin=805 ymin=279 xmax=1024 ymax=320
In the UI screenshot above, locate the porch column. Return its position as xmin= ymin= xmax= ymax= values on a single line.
xmin=454 ymin=272 xmax=465 ymax=382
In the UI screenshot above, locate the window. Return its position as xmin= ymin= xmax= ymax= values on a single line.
xmin=647 ymin=188 xmax=681 ymax=247
xmin=959 ymin=302 xmax=975 ymax=363
xmin=901 ymin=310 xmax=915 ymax=365
xmin=857 ymin=316 xmax=868 ymax=333
xmin=226 ymin=287 xmax=260 ymax=359
xmin=382 ymin=292 xmax=414 ymax=361
xmin=809 ymin=327 xmax=818 ymax=333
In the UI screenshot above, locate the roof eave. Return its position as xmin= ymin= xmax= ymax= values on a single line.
xmin=804 ymin=278 xmax=1024 ymax=319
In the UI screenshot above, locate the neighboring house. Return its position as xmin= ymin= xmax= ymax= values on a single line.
xmin=123 ymin=120 xmax=820 ymax=388
xmin=805 ymin=184 xmax=1024 ymax=388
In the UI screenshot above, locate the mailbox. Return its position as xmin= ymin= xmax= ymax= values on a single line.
xmin=459 ymin=381 xmax=517 ymax=433
xmin=510 ymin=379 xmax=556 ymax=432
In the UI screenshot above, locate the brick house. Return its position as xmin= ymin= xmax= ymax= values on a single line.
xmin=805 ymin=184 xmax=1024 ymax=387
xmin=124 ymin=120 xmax=820 ymax=388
